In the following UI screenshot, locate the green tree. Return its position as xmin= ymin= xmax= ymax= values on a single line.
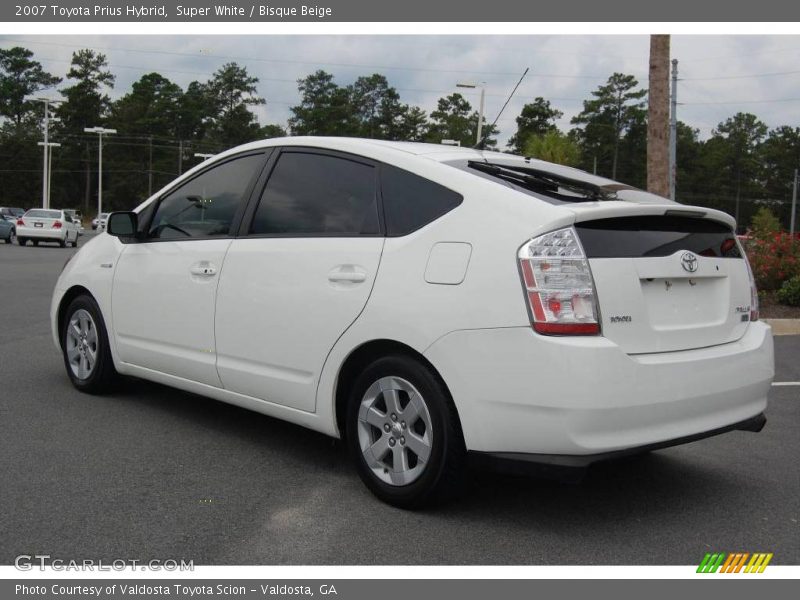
xmin=289 ymin=70 xmax=358 ymax=136
xmin=523 ymin=130 xmax=580 ymax=166
xmin=348 ymin=73 xmax=408 ymax=139
xmin=508 ymin=97 xmax=562 ymax=154
xmin=426 ymin=93 xmax=498 ymax=148
xmin=107 ymin=73 xmax=185 ymax=208
xmin=396 ymin=105 xmax=428 ymax=142
xmin=713 ymin=112 xmax=768 ymax=224
xmin=56 ymin=49 xmax=115 ymax=213
xmin=751 ymin=206 xmax=781 ymax=237
xmin=761 ymin=126 xmax=800 ymax=223
xmin=0 ymin=46 xmax=61 ymax=127
xmin=205 ymin=63 xmax=265 ymax=147
xmin=571 ymin=72 xmax=647 ymax=180
xmin=260 ymin=123 xmax=287 ymax=138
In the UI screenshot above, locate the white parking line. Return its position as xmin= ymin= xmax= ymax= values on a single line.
xmin=772 ymin=382 xmax=800 ymax=386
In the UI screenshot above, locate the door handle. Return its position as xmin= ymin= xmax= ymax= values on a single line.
xmin=190 ymin=262 xmax=217 ymax=277
xmin=328 ymin=267 xmax=367 ymax=283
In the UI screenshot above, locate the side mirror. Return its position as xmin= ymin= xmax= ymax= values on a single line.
xmin=106 ymin=212 xmax=138 ymax=240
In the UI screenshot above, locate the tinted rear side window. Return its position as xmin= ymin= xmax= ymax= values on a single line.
xmin=576 ymin=216 xmax=742 ymax=259
xmin=251 ymin=152 xmax=379 ymax=236
xmin=381 ymin=165 xmax=463 ymax=236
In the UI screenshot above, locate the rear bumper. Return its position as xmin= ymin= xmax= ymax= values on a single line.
xmin=18 ymin=227 xmax=66 ymax=241
xmin=468 ymin=412 xmax=766 ymax=481
xmin=424 ymin=321 xmax=774 ymax=456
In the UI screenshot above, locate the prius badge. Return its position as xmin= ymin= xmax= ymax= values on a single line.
xmin=681 ymin=252 xmax=698 ymax=273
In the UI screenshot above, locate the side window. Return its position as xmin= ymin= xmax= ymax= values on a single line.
xmin=147 ymin=154 xmax=263 ymax=240
xmin=250 ymin=152 xmax=379 ymax=236
xmin=381 ymin=165 xmax=463 ymax=236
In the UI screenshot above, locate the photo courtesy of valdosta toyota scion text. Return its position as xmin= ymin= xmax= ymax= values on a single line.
xmin=0 ymin=1 xmax=799 ymax=593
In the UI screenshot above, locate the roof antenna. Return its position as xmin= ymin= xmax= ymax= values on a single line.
xmin=474 ymin=67 xmax=529 ymax=151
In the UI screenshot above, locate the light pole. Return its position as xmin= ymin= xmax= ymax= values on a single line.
xmin=84 ymin=127 xmax=117 ymax=218
xmin=26 ymin=96 xmax=61 ymax=208
xmin=456 ymin=81 xmax=486 ymax=146
xmin=38 ymin=141 xmax=61 ymax=208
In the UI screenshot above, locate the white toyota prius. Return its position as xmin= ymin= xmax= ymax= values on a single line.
xmin=51 ymin=137 xmax=774 ymax=507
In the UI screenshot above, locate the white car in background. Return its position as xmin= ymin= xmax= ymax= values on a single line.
xmin=17 ymin=208 xmax=80 ymax=247
xmin=92 ymin=213 xmax=109 ymax=230
xmin=50 ymin=137 xmax=774 ymax=507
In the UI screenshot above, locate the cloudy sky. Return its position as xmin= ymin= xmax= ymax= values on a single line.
xmin=1 ymin=34 xmax=799 ymax=146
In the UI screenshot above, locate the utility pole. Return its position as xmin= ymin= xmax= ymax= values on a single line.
xmin=148 ymin=135 xmax=153 ymax=197
xmin=38 ymin=142 xmax=61 ymax=208
xmin=178 ymin=140 xmax=183 ymax=175
xmin=647 ymin=35 xmax=670 ymax=198
xmin=669 ymin=59 xmax=679 ymax=201
xmin=791 ymin=168 xmax=798 ymax=238
xmin=27 ymin=97 xmax=61 ymax=208
xmin=84 ymin=127 xmax=117 ymax=218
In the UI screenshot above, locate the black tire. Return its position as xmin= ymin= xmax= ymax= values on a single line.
xmin=59 ymin=237 xmax=67 ymax=248
xmin=346 ymin=354 xmax=466 ymax=509
xmin=61 ymin=294 xmax=118 ymax=394
xmin=72 ymin=234 xmax=79 ymax=248
xmin=17 ymin=237 xmax=27 ymax=246
xmin=32 ymin=240 xmax=39 ymax=246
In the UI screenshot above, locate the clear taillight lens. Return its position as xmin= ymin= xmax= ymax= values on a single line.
xmin=518 ymin=226 xmax=600 ymax=335
xmin=739 ymin=241 xmax=759 ymax=322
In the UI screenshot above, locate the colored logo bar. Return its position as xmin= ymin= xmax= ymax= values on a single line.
xmin=697 ymin=552 xmax=773 ymax=573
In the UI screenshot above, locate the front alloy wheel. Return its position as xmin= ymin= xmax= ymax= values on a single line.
xmin=61 ymin=295 xmax=118 ymax=393
xmin=65 ymin=309 xmax=98 ymax=380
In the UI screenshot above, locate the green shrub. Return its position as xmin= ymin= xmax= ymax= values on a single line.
xmin=750 ymin=207 xmax=781 ymax=238
xmin=777 ymin=275 xmax=800 ymax=307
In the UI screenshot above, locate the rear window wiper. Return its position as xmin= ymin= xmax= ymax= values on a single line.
xmin=467 ymin=160 xmax=619 ymax=202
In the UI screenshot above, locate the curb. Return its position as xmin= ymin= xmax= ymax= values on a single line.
xmin=763 ymin=318 xmax=800 ymax=336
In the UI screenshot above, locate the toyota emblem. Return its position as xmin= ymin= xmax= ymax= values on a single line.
xmin=681 ymin=252 xmax=698 ymax=273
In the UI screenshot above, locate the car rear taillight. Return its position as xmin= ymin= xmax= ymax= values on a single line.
xmin=16 ymin=219 xmax=24 ymax=226
xmin=52 ymin=221 xmax=62 ymax=229
xmin=739 ymin=240 xmax=759 ymax=322
xmin=518 ymin=226 xmax=600 ymax=335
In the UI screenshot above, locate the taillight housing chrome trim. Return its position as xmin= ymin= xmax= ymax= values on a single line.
xmin=518 ymin=226 xmax=601 ymax=336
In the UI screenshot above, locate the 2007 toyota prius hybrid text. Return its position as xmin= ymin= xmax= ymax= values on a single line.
xmin=50 ymin=137 xmax=774 ymax=507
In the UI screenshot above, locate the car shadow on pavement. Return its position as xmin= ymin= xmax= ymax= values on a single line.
xmin=108 ymin=375 xmax=743 ymax=522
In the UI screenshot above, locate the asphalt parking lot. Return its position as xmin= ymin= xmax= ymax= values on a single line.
xmin=1 ymin=234 xmax=798 ymax=565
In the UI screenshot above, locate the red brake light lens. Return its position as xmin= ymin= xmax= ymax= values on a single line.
xmin=52 ymin=221 xmax=62 ymax=229
xmin=17 ymin=218 xmax=24 ymax=226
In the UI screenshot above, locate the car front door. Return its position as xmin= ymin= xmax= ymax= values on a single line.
xmin=214 ymin=149 xmax=385 ymax=412
xmin=111 ymin=152 xmax=267 ymax=386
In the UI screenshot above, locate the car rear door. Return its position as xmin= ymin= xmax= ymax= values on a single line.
xmin=111 ymin=151 xmax=267 ymax=386
xmin=214 ymin=148 xmax=385 ymax=412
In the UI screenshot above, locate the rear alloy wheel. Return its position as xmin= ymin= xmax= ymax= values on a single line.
xmin=347 ymin=355 xmax=465 ymax=508
xmin=62 ymin=295 xmax=118 ymax=393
